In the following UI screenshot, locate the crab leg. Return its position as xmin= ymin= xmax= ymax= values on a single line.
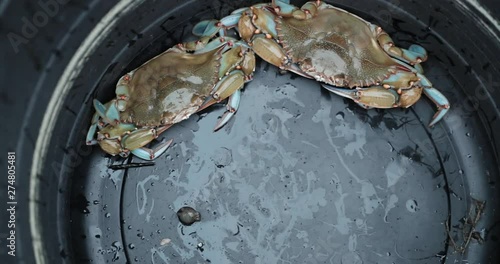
xmin=192 ymin=20 xmax=222 ymax=38
xmin=231 ymin=3 xmax=270 ymax=16
xmin=198 ymin=70 xmax=246 ymax=130
xmin=272 ymin=0 xmax=297 ymax=15
xmin=86 ymin=112 xmax=100 ymax=145
xmin=214 ymin=89 xmax=241 ymax=131
xmin=192 ymin=0 xmax=291 ymax=39
xmin=373 ymin=25 xmax=427 ymax=72
xmin=322 ymin=84 xmax=400 ymax=109
xmin=212 ymin=70 xmax=245 ymax=101
xmin=115 ymin=71 xmax=135 ymax=112
xmin=250 ymin=8 xmax=279 ymax=38
xmin=196 ymin=37 xmax=230 ymax=53
xmin=93 ymin=99 xmax=120 ymax=125
xmin=97 ymin=123 xmax=136 ymax=140
xmin=424 ymin=88 xmax=450 ymax=127
xmin=120 ymin=128 xmax=157 ymax=150
xmin=323 ymin=77 xmax=450 ymax=127
xmin=251 ymin=35 xmax=289 ymax=68
xmin=197 ymin=41 xmax=253 ymax=130
xmin=192 ymin=14 xmax=242 ymax=38
xmin=382 ymin=71 xmax=419 ymax=88
xmin=99 ymin=138 xmax=123 ymax=156
xmin=250 ymin=35 xmax=316 ymax=80
xmin=231 ymin=7 xmax=251 ymax=15
xmin=272 ymin=0 xmax=318 ymax=19
xmin=219 ymin=45 xmax=246 ymax=77
xmin=121 ymin=126 xmax=170 ymax=150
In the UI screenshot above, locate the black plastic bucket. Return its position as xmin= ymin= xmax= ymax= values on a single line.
xmin=2 ymin=0 xmax=499 ymax=263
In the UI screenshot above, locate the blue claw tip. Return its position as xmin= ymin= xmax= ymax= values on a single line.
xmin=409 ymin=44 xmax=427 ymax=57
xmin=192 ymin=20 xmax=220 ymax=37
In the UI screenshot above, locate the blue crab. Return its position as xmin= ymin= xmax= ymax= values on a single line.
xmin=86 ymin=37 xmax=255 ymax=160
xmin=194 ymin=0 xmax=450 ymax=126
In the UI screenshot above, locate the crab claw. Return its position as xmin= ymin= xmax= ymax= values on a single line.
xmin=409 ymin=44 xmax=428 ymax=62
xmin=418 ymin=74 xmax=450 ymax=127
xmin=214 ymin=89 xmax=241 ymax=131
xmin=86 ymin=113 xmax=100 ymax=145
xmin=424 ymin=87 xmax=450 ymax=127
xmin=192 ymin=14 xmax=242 ymax=38
xmin=323 ymin=81 xmax=450 ymax=127
xmin=131 ymin=139 xmax=174 ymax=161
xmin=192 ymin=20 xmax=220 ymax=37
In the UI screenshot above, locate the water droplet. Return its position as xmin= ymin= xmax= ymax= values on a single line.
xmin=211 ymin=147 xmax=232 ymax=168
xmin=341 ymin=252 xmax=363 ymax=264
xmin=93 ymin=200 xmax=99 ymax=205
xmin=127 ymin=225 xmax=132 ymax=230
xmin=112 ymin=241 xmax=121 ymax=249
xmin=386 ymin=252 xmax=391 ymax=256
xmin=196 ymin=242 xmax=205 ymax=252
xmin=128 ymin=243 xmax=135 ymax=249
xmin=105 ymin=213 xmax=111 ymax=218
xmin=406 ymin=199 xmax=418 ymax=213
xmin=335 ymin=111 xmax=345 ymax=120
xmin=466 ymin=132 xmax=471 ymax=137
xmin=459 ymin=169 xmax=464 ymax=175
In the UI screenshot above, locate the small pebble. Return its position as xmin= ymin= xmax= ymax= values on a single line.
xmin=160 ymin=238 xmax=171 ymax=246
xmin=177 ymin=206 xmax=201 ymax=226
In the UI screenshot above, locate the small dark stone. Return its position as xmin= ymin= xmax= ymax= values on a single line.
xmin=177 ymin=207 xmax=201 ymax=226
